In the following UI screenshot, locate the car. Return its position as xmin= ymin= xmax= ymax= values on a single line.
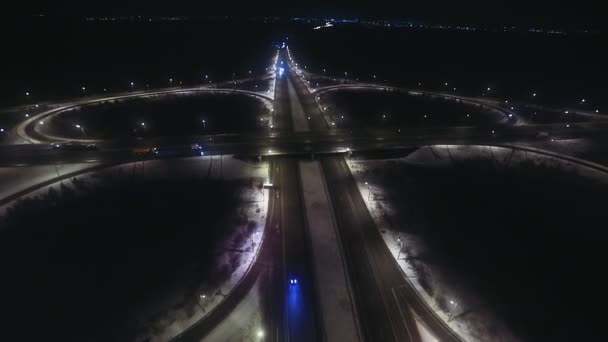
xmin=132 ymin=147 xmax=157 ymax=155
xmin=191 ymin=143 xmax=205 ymax=156
xmin=51 ymin=142 xmax=97 ymax=151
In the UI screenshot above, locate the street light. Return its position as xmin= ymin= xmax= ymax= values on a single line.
xmin=202 ymin=119 xmax=206 ymax=129
xmin=257 ymin=329 xmax=264 ymax=338
xmin=397 ymin=237 xmax=404 ymax=259
xmin=448 ymin=300 xmax=459 ymax=321
xmin=75 ymin=124 xmax=86 ymax=137
xmin=365 ymin=181 xmax=372 ymax=201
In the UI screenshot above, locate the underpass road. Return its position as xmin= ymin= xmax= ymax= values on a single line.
xmin=321 ymin=156 xmax=421 ymax=342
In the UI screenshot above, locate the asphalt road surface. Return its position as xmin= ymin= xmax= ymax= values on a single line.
xmin=260 ymin=50 xmax=320 ymax=342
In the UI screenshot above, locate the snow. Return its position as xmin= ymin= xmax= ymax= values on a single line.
xmin=298 ymin=160 xmax=361 ymax=342
xmin=201 ymin=275 xmax=264 ymax=342
xmin=347 ymin=144 xmax=608 ymax=341
xmin=416 ymin=319 xmax=439 ymax=342
xmin=0 ymin=162 xmax=101 ymax=215
xmin=0 ymin=156 xmax=269 ymax=342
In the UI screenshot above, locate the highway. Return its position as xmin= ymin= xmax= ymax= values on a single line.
xmin=3 ymin=48 xmax=608 ymax=342
xmin=2 ymin=120 xmax=605 ymax=167
xmin=260 ymin=51 xmax=320 ymax=342
xmin=288 ymin=57 xmax=459 ymax=341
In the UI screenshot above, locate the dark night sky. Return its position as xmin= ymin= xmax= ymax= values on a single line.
xmin=5 ymin=0 xmax=605 ymax=27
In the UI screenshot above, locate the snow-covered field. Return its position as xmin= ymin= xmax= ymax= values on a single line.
xmin=0 ymin=156 xmax=269 ymax=342
xmin=0 ymin=162 xmax=100 ymax=203
xmin=345 ymin=144 xmax=608 ymax=342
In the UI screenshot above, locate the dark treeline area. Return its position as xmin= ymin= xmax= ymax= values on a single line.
xmin=290 ymin=25 xmax=607 ymax=111
xmin=0 ymin=174 xmax=248 ymax=341
xmin=0 ymin=17 xmax=280 ymax=107
xmin=373 ymin=158 xmax=608 ymax=341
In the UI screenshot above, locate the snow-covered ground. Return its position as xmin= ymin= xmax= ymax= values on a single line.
xmin=0 ymin=162 xmax=100 ymax=212
xmin=299 ymin=160 xmax=361 ymax=342
xmin=0 ymin=156 xmax=269 ymax=342
xmin=201 ymin=275 xmax=265 ymax=342
xmin=347 ymin=145 xmax=608 ymax=341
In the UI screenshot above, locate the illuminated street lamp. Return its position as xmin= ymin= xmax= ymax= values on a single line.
xmin=26 ymin=92 xmax=30 ymax=96
xmin=75 ymin=124 xmax=86 ymax=137
xmin=397 ymin=238 xmax=404 ymax=259
xmin=202 ymin=119 xmax=207 ymax=129
xmin=448 ymin=300 xmax=459 ymax=321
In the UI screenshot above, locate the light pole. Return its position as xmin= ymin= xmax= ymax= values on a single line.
xmin=75 ymin=124 xmax=86 ymax=137
xmin=397 ymin=238 xmax=403 ymax=259
xmin=198 ymin=294 xmax=207 ymax=312
xmin=202 ymin=119 xmax=207 ymax=129
xmin=448 ymin=300 xmax=459 ymax=321
xmin=365 ymin=181 xmax=372 ymax=201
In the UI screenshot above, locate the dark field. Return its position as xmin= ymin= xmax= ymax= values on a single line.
xmin=291 ymin=25 xmax=606 ymax=111
xmin=321 ymin=89 xmax=501 ymax=128
xmin=42 ymin=92 xmax=270 ymax=139
xmin=0 ymin=174 xmax=250 ymax=341
xmin=365 ymin=156 xmax=608 ymax=341
xmin=1 ymin=18 xmax=279 ymax=107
